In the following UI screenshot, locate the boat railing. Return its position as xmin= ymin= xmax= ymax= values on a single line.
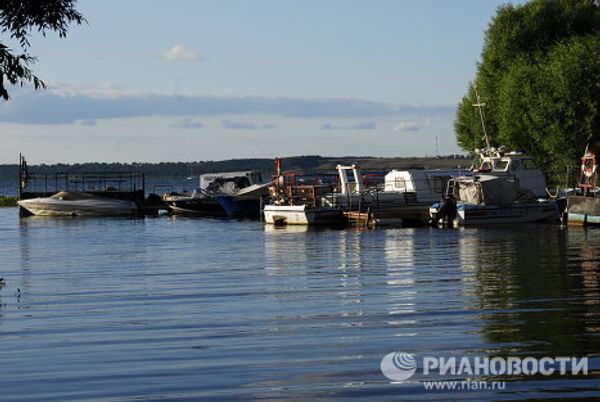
xmin=20 ymin=171 xmax=145 ymax=195
xmin=269 ymin=184 xmax=336 ymax=207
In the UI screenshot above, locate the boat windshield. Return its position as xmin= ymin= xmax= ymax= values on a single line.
xmin=50 ymin=192 xmax=97 ymax=201
xmin=493 ymin=160 xmax=509 ymax=171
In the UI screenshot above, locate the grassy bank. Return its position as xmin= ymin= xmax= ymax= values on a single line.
xmin=0 ymin=196 xmax=18 ymax=207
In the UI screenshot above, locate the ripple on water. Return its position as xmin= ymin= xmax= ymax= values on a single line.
xmin=0 ymin=210 xmax=598 ymax=401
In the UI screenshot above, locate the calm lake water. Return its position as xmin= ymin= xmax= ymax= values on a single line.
xmin=0 ymin=208 xmax=599 ymax=401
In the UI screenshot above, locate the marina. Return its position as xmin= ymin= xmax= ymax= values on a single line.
xmin=1 ymin=1 xmax=599 ymax=400
xmin=10 ymin=150 xmax=592 ymax=228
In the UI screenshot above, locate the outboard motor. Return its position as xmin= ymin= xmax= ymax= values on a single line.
xmin=429 ymin=194 xmax=457 ymax=227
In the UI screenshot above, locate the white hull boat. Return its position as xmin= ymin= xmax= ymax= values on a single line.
xmin=263 ymin=205 xmax=344 ymax=225
xmin=18 ymin=192 xmax=138 ymax=217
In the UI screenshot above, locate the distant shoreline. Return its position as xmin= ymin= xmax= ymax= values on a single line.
xmin=0 ymin=155 xmax=470 ymax=180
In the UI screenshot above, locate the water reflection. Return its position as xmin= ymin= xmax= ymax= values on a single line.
xmin=383 ymin=230 xmax=417 ymax=336
xmin=461 ymin=225 xmax=600 ymax=381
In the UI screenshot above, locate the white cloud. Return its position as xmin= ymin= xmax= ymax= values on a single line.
xmin=162 ymin=44 xmax=202 ymax=62
xmin=221 ymin=120 xmax=276 ymax=130
xmin=393 ymin=120 xmax=422 ymax=132
xmin=171 ymin=117 xmax=204 ymax=129
xmin=321 ymin=121 xmax=377 ymax=130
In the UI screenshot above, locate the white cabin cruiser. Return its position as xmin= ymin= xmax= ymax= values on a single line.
xmin=18 ymin=192 xmax=138 ymax=217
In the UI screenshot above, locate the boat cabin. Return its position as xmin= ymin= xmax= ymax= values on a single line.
xmin=476 ymin=151 xmax=547 ymax=197
xmin=199 ymin=171 xmax=262 ymax=191
xmin=384 ymin=169 xmax=467 ymax=202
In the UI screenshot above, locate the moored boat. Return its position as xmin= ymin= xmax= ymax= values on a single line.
xmin=322 ymin=164 xmax=468 ymax=224
xmin=18 ymin=192 xmax=138 ymax=217
xmin=263 ymin=158 xmax=345 ymax=226
xmin=430 ymin=175 xmax=558 ymax=226
xmin=164 ymin=171 xmax=263 ymax=216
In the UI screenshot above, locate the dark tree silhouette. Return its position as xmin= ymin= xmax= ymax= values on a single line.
xmin=0 ymin=0 xmax=85 ymax=100
xmin=455 ymin=0 xmax=600 ymax=183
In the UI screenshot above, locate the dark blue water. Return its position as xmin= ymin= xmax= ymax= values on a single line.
xmin=0 ymin=209 xmax=598 ymax=401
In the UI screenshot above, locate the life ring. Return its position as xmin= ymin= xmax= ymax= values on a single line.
xmin=581 ymin=152 xmax=597 ymax=178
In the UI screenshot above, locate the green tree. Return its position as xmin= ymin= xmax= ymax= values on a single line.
xmin=0 ymin=0 xmax=84 ymax=100
xmin=455 ymin=0 xmax=600 ymax=184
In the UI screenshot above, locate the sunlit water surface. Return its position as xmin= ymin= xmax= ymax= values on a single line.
xmin=0 ymin=208 xmax=599 ymax=401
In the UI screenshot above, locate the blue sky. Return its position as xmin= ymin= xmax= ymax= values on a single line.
xmin=0 ymin=0 xmax=522 ymax=163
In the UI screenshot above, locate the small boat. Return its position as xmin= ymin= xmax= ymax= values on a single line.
xmin=18 ymin=192 xmax=138 ymax=216
xmin=163 ymin=189 xmax=226 ymax=216
xmin=164 ymin=171 xmax=263 ymax=216
xmin=263 ymin=158 xmax=344 ymax=226
xmin=429 ymin=175 xmax=558 ymax=226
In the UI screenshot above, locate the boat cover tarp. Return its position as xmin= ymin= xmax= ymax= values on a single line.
xmin=457 ymin=176 xmax=518 ymax=206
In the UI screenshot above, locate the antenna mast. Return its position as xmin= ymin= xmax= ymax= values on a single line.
xmin=472 ymin=85 xmax=491 ymax=153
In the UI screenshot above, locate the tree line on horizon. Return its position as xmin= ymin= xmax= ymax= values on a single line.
xmin=0 ymin=155 xmax=470 ymax=180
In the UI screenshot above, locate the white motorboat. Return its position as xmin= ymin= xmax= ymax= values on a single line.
xmin=18 ymin=192 xmax=138 ymax=217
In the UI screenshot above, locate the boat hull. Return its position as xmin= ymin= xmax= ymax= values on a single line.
xmin=216 ymin=196 xmax=261 ymax=218
xmin=456 ymin=202 xmax=558 ymax=226
xmin=164 ymin=197 xmax=226 ymax=216
xmin=18 ymin=198 xmax=138 ymax=217
xmin=263 ymin=205 xmax=344 ymax=225
xmin=430 ymin=201 xmax=559 ymax=226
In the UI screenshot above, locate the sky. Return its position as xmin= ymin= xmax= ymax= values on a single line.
xmin=0 ymin=0 xmax=523 ymax=164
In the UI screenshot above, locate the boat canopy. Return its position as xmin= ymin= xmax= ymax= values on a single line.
xmin=456 ymin=176 xmax=519 ymax=207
